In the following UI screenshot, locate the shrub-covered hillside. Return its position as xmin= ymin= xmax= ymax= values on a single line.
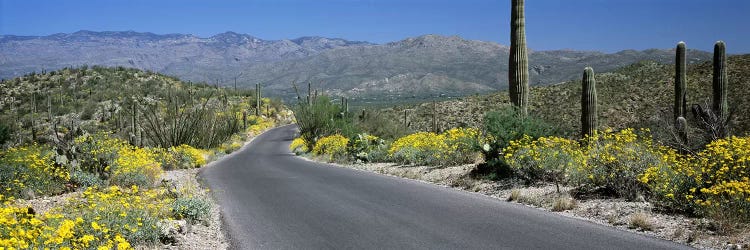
xmin=0 ymin=66 xmax=285 ymax=148
xmin=387 ymin=54 xmax=750 ymax=136
xmin=0 ymin=66 xmax=287 ymax=248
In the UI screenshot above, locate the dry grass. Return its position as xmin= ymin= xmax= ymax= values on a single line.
xmin=508 ymin=189 xmax=521 ymax=202
xmin=551 ymin=196 xmax=577 ymax=212
xmin=628 ymin=212 xmax=654 ymax=231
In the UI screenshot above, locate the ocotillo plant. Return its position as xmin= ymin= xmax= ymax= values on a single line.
xmin=675 ymin=42 xmax=687 ymax=121
xmin=712 ymin=41 xmax=728 ymax=122
xmin=581 ymin=67 xmax=597 ymax=137
xmin=509 ymin=0 xmax=529 ymax=116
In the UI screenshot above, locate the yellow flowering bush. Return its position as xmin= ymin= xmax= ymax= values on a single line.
xmin=312 ymin=134 xmax=349 ymax=162
xmin=289 ymin=137 xmax=308 ymax=155
xmin=569 ymin=128 xmax=671 ymax=200
xmin=389 ymin=132 xmax=448 ymax=165
xmin=171 ymin=144 xmax=207 ymax=168
xmin=389 ymin=128 xmax=482 ymax=166
xmin=74 ymin=132 xmax=130 ymax=175
xmin=111 ymin=147 xmax=162 ymax=188
xmin=0 ymin=185 xmax=173 ymax=249
xmin=640 ymin=136 xmax=750 ymax=221
xmin=443 ymin=128 xmax=483 ymax=165
xmin=247 ymin=115 xmax=275 ymax=135
xmin=0 ymin=145 xmax=69 ymax=199
xmin=504 ymin=135 xmax=585 ymax=188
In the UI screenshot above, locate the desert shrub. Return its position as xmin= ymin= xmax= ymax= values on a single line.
xmin=110 ymin=147 xmax=162 ymax=188
xmin=443 ymin=127 xmax=483 ymax=165
xmin=551 ymin=196 xmax=577 ymax=212
xmin=628 ymin=212 xmax=654 ymax=231
xmin=504 ymin=135 xmax=585 ymax=189
xmin=0 ymin=120 xmax=12 ymax=146
xmin=480 ymin=107 xmax=558 ymax=178
xmin=639 ymin=152 xmax=697 ymax=213
xmin=247 ymin=115 xmax=275 ymax=135
xmin=0 ymin=145 xmax=69 ymax=199
xmin=367 ymin=143 xmax=392 ymax=163
xmin=388 ymin=128 xmax=483 ymax=166
xmin=73 ymin=132 xmax=129 ymax=176
xmin=355 ymin=110 xmax=412 ymax=140
xmin=1 ymin=185 xmax=170 ymax=249
xmin=312 ymin=134 xmax=349 ymax=162
xmin=349 ymin=133 xmax=387 ymax=162
xmin=389 ymin=132 xmax=447 ymax=165
xmin=289 ymin=137 xmax=308 ymax=154
xmin=691 ymin=136 xmax=750 ymax=222
xmin=293 ymin=95 xmax=358 ymax=150
xmin=170 ymin=144 xmax=207 ymax=168
xmin=483 ymin=107 xmax=559 ymax=158
xmin=172 ymin=197 xmax=211 ymax=224
xmin=571 ymin=128 xmax=662 ymax=200
xmin=70 ymin=169 xmax=106 ymax=188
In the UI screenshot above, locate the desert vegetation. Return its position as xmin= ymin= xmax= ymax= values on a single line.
xmin=0 ymin=66 xmax=286 ymax=248
xmin=290 ymin=2 xmax=748 ymax=246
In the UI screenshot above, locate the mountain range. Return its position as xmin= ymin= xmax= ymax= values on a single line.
xmin=0 ymin=30 xmax=713 ymax=100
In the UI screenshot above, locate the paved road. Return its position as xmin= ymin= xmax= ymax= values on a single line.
xmin=200 ymin=125 xmax=690 ymax=249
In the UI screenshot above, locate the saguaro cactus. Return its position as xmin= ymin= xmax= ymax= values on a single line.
xmin=307 ymin=82 xmax=312 ymax=105
xmin=712 ymin=41 xmax=728 ymax=122
xmin=581 ymin=67 xmax=597 ymax=137
xmin=509 ymin=0 xmax=529 ymax=116
xmin=432 ymin=100 xmax=438 ymax=133
xmin=256 ymin=83 xmax=262 ymax=116
xmin=675 ymin=42 xmax=687 ymax=121
xmin=676 ymin=116 xmax=688 ymax=153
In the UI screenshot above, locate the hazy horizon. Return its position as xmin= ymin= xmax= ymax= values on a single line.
xmin=1 ymin=0 xmax=749 ymax=53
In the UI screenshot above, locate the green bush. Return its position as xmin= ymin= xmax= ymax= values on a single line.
xmin=479 ymin=107 xmax=558 ymax=178
xmin=293 ymin=95 xmax=359 ymax=150
xmin=355 ymin=110 xmax=412 ymax=140
xmin=348 ymin=133 xmax=387 ymax=163
xmin=172 ymin=197 xmax=212 ymax=224
xmin=71 ymin=169 xmax=106 ymax=188
xmin=0 ymin=120 xmax=12 ymax=146
xmin=110 ymin=171 xmax=150 ymax=189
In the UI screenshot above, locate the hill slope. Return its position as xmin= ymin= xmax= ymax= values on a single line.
xmin=1 ymin=31 xmax=712 ymax=100
xmin=0 ymin=66 xmax=281 ymax=148
xmin=387 ymin=54 xmax=750 ymax=136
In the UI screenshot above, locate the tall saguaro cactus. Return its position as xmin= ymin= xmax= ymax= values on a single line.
xmin=256 ymin=83 xmax=262 ymax=116
xmin=712 ymin=41 xmax=728 ymax=122
xmin=674 ymin=42 xmax=687 ymax=120
xmin=509 ymin=0 xmax=529 ymax=116
xmin=307 ymin=82 xmax=312 ymax=105
xmin=581 ymin=67 xmax=597 ymax=137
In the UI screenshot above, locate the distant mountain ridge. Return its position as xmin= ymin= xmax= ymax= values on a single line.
xmin=0 ymin=30 xmax=712 ymax=100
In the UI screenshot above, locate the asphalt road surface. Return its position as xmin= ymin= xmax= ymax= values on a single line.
xmin=200 ymin=124 xmax=690 ymax=249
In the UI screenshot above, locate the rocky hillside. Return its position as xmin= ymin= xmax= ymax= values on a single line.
xmin=0 ymin=30 xmax=371 ymax=81
xmin=1 ymin=31 xmax=712 ymax=100
xmin=388 ymin=54 xmax=750 ymax=136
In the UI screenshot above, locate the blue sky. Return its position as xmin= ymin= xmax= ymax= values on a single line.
xmin=1 ymin=0 xmax=748 ymax=53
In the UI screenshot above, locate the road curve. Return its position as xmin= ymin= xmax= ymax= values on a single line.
xmin=200 ymin=124 xmax=690 ymax=249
